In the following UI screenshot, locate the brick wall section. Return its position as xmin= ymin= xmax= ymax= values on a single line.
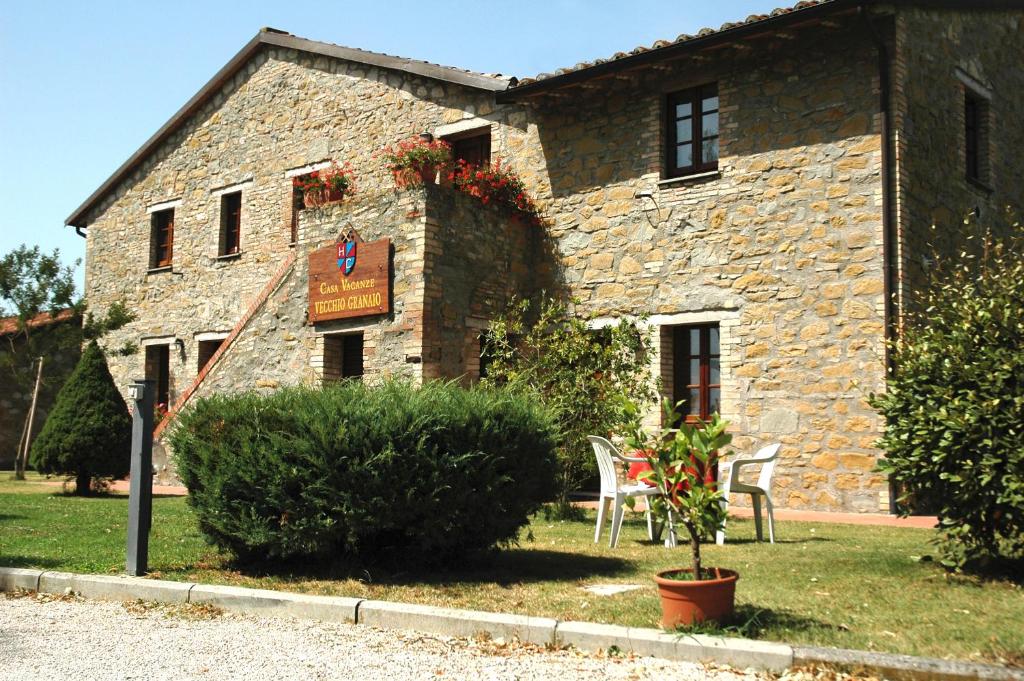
xmin=420 ymin=187 xmax=540 ymax=382
xmin=527 ymin=19 xmax=890 ymax=511
xmin=892 ymin=7 xmax=1024 ymax=305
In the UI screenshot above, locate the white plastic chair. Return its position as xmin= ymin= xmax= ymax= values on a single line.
xmin=715 ymin=443 xmax=781 ymax=545
xmin=588 ymin=436 xmax=662 ymax=548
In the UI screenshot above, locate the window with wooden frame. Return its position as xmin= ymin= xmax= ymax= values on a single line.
xmin=144 ymin=344 xmax=170 ymax=408
xmin=964 ymin=89 xmax=989 ymax=185
xmin=323 ymin=333 xmax=364 ymax=382
xmin=665 ymin=83 xmax=719 ymax=178
xmin=672 ymin=324 xmax=721 ymax=423
xmin=150 ymin=208 xmax=174 ymax=268
xmin=447 ymin=131 xmax=491 ymax=168
xmin=219 ymin=191 xmax=242 ymax=256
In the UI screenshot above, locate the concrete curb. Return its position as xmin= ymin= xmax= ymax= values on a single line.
xmin=189 ymin=584 xmax=361 ymax=623
xmin=36 ymin=570 xmax=193 ymax=604
xmin=794 ymin=645 xmax=1024 ymax=681
xmin=2 ymin=567 xmax=1019 ymax=680
xmin=0 ymin=567 xmax=44 ymax=591
xmin=358 ymin=600 xmax=557 ymax=647
xmin=555 ymin=620 xmax=793 ymax=673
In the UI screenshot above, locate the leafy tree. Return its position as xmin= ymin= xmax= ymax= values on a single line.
xmin=870 ymin=217 xmax=1024 ymax=572
xmin=30 ymin=340 xmax=132 ymax=495
xmin=483 ymin=297 xmax=656 ymax=517
xmin=1 ymin=245 xmax=135 ymax=475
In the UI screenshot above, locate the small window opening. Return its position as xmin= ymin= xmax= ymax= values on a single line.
xmin=665 ymin=83 xmax=719 ymax=178
xmin=197 ymin=339 xmax=225 ymax=372
xmin=219 ymin=192 xmax=242 ymax=256
xmin=144 ymin=344 xmax=170 ymax=409
xmin=671 ymin=324 xmax=721 ymax=424
xmin=964 ymin=90 xmax=989 ymax=185
xmin=150 ymin=208 xmax=174 ymax=268
xmin=447 ymin=131 xmax=491 ymax=168
xmin=323 ymin=333 xmax=364 ymax=382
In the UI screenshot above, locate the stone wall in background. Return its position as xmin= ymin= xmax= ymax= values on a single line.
xmin=893 ymin=7 xmax=1024 ymax=307
xmin=527 ymin=19 xmax=890 ymax=512
xmin=0 ymin=321 xmax=81 ymax=469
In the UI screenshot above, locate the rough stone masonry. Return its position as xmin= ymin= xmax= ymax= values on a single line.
xmin=71 ymin=4 xmax=1024 ymax=511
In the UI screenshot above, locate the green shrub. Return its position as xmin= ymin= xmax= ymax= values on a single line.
xmin=169 ymin=380 xmax=557 ymax=566
xmin=870 ymin=226 xmax=1024 ymax=570
xmin=483 ymin=297 xmax=655 ymax=517
xmin=30 ymin=340 xmax=132 ymax=495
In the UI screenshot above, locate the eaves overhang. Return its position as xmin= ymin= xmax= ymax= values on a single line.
xmin=65 ymin=29 xmax=510 ymax=228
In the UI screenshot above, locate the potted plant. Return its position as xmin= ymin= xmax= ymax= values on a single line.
xmin=381 ymin=135 xmax=452 ymax=187
xmin=294 ymin=162 xmax=356 ymax=208
xmin=621 ymin=398 xmax=736 ymax=628
xmin=447 ymin=158 xmax=542 ymax=226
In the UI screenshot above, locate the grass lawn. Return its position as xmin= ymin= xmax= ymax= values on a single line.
xmin=1 ymin=472 xmax=1021 ymax=665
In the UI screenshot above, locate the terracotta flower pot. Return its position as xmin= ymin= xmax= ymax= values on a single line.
xmin=417 ymin=162 xmax=437 ymax=185
xmin=303 ymin=189 xmax=327 ymax=208
xmin=654 ymin=567 xmax=738 ymax=628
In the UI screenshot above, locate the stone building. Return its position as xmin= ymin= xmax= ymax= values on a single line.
xmin=66 ymin=0 xmax=1024 ymax=511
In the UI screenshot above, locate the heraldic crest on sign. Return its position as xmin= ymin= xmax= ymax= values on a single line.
xmin=337 ymin=227 xmax=361 ymax=276
xmin=308 ymin=227 xmax=391 ymax=323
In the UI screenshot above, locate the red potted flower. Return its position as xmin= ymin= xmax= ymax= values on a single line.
xmin=620 ymin=397 xmax=735 ymax=628
xmin=294 ymin=162 xmax=356 ymax=208
xmin=381 ymin=136 xmax=452 ymax=187
xmin=447 ymin=158 xmax=542 ymax=226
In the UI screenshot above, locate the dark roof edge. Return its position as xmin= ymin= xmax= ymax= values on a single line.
xmin=497 ymin=0 xmax=860 ymax=101
xmin=495 ymin=0 xmax=1024 ymax=102
xmin=66 ymin=30 xmax=509 ymax=227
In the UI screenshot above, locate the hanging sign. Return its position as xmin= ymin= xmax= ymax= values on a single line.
xmin=308 ymin=230 xmax=390 ymax=322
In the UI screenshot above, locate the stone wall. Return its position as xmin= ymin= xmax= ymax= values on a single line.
xmin=421 ymin=188 xmax=544 ymax=382
xmin=82 ymin=45 xmax=534 ymax=409
xmin=525 ymin=18 xmax=890 ymax=512
xmin=78 ymin=8 xmax=1021 ymax=511
xmin=892 ymin=7 xmax=1024 ymax=305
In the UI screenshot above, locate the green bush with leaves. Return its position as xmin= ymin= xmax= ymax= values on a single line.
xmin=169 ymin=380 xmax=557 ymax=566
xmin=30 ymin=340 xmax=132 ymax=495
xmin=870 ymin=225 xmax=1024 ymax=571
xmin=483 ymin=297 xmax=655 ymax=517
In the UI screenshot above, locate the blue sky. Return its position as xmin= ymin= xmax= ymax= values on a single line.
xmin=0 ymin=0 xmax=776 ymax=290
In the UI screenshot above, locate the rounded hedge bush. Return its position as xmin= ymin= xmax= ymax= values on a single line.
xmin=169 ymin=380 xmax=557 ymax=566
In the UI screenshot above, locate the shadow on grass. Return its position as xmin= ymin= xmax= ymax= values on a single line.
xmin=672 ymin=604 xmax=838 ymax=640
xmin=716 ymin=537 xmax=834 ymax=546
xmin=0 ymin=514 xmax=27 ymax=521
xmin=0 ymin=555 xmax=66 ymax=569
xmin=230 ymin=548 xmax=635 ymax=588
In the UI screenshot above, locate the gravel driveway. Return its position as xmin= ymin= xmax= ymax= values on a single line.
xmin=0 ymin=593 xmax=769 ymax=681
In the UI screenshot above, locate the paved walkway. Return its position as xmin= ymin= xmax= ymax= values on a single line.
xmin=62 ymin=479 xmax=938 ymax=528
xmin=576 ymin=500 xmax=937 ymax=528
xmin=0 ymin=594 xmax=765 ymax=681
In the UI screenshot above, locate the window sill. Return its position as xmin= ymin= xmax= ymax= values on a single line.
xmin=216 ymin=251 xmax=242 ymax=261
xmin=659 ymin=170 xmax=721 ymax=189
xmin=147 ymin=266 xmax=173 ymax=275
xmin=966 ymin=176 xmax=993 ymax=195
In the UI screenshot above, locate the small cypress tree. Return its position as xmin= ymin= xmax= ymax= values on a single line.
xmin=31 ymin=340 xmax=132 ymax=495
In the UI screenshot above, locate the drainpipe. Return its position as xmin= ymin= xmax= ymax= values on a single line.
xmin=861 ymin=4 xmax=898 ymax=514
xmin=74 ymin=225 xmax=87 ymax=238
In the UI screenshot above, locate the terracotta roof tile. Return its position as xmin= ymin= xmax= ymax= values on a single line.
xmin=0 ymin=309 xmax=76 ymax=336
